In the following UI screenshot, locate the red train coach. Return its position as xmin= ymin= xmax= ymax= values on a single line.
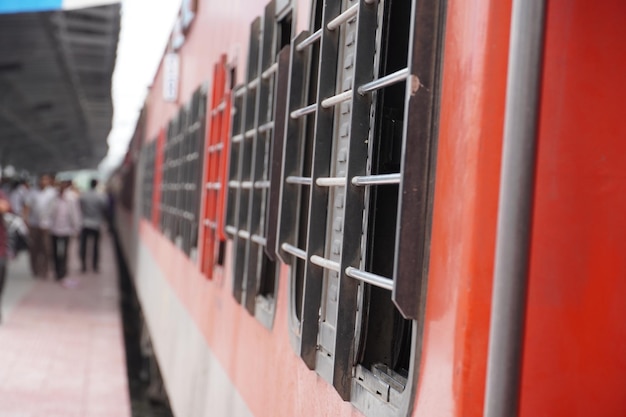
xmin=113 ymin=0 xmax=626 ymax=416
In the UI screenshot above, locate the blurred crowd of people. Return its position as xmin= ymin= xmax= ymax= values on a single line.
xmin=0 ymin=174 xmax=110 ymax=322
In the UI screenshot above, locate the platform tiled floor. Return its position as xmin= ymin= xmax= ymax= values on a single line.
xmin=0 ymin=234 xmax=131 ymax=417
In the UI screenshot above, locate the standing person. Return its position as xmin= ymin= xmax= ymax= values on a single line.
xmin=23 ymin=174 xmax=57 ymax=279
xmin=9 ymin=179 xmax=29 ymax=217
xmin=0 ymin=190 xmax=11 ymax=323
xmin=7 ymin=180 xmax=30 ymax=259
xmin=79 ymin=179 xmax=107 ymax=273
xmin=49 ymin=181 xmax=81 ymax=283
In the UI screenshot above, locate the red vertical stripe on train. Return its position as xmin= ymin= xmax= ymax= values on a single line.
xmin=521 ymin=1 xmax=626 ymax=416
xmin=200 ymin=55 xmax=230 ymax=279
xmin=152 ymin=127 xmax=165 ymax=227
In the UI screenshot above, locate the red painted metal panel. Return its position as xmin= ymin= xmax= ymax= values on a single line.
xmin=521 ymin=1 xmax=626 ymax=416
xmin=152 ymin=128 xmax=166 ymax=227
xmin=200 ymin=55 xmax=230 ymax=279
xmin=413 ymin=0 xmax=511 ymax=416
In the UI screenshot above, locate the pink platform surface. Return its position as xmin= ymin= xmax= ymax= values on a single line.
xmin=0 ymin=235 xmax=131 ymax=417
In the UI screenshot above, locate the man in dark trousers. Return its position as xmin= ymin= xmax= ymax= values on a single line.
xmin=79 ymin=179 xmax=107 ymax=273
xmin=0 ymin=190 xmax=11 ymax=323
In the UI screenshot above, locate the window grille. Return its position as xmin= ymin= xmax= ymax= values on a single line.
xmin=275 ymin=0 xmax=446 ymax=412
xmin=224 ymin=0 xmax=293 ymax=327
xmin=159 ymin=86 xmax=208 ymax=257
xmin=201 ymin=55 xmax=232 ymax=278
xmin=141 ymin=140 xmax=156 ymax=221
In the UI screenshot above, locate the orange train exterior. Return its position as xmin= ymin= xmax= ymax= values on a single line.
xmin=112 ymin=0 xmax=626 ymax=417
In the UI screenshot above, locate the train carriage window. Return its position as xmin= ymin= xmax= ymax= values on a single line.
xmin=159 ymin=86 xmax=208 ymax=258
xmin=224 ymin=0 xmax=293 ymax=328
xmin=159 ymin=116 xmax=178 ymax=238
xmin=141 ymin=140 xmax=156 ymax=221
xmin=276 ymin=0 xmax=446 ymax=414
xmin=201 ymin=55 xmax=232 ymax=278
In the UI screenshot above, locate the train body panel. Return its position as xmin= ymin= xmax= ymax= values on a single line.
xmin=135 ymin=227 xmax=254 ymax=417
xmin=138 ymin=219 xmax=361 ymax=417
xmin=110 ymin=0 xmax=626 ymax=416
xmin=143 ymin=0 xmax=310 ymax=144
xmin=522 ymin=0 xmax=626 ymax=415
xmin=413 ymin=0 xmax=511 ymax=415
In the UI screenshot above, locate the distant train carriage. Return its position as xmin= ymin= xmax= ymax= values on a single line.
xmin=112 ymin=0 xmax=626 ymax=416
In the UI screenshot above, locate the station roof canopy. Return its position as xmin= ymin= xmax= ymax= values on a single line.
xmin=0 ymin=2 xmax=121 ymax=174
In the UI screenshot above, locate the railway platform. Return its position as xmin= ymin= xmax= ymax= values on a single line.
xmin=0 ymin=234 xmax=131 ymax=417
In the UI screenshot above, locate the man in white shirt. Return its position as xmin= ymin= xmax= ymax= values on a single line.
xmin=23 ymin=174 xmax=57 ymax=279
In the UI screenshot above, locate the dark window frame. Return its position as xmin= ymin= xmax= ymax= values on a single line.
xmin=274 ymin=0 xmax=446 ymax=414
xmin=141 ymin=139 xmax=156 ymax=221
xmin=224 ymin=0 xmax=294 ymax=329
xmin=159 ymin=86 xmax=208 ymax=257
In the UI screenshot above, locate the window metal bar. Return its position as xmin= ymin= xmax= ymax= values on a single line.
xmin=296 ymin=29 xmax=322 ymax=51
xmin=228 ymin=180 xmax=240 ymax=188
xmin=262 ymin=62 xmax=279 ymax=79
xmin=234 ymin=87 xmax=246 ymax=98
xmin=208 ymin=143 xmax=223 ymax=153
xmin=357 ymin=67 xmax=410 ymax=95
xmin=290 ymin=103 xmax=317 ymax=119
xmin=345 ymin=267 xmax=394 ymax=291
xmin=321 ymin=90 xmax=352 ymax=108
xmin=251 ymin=234 xmax=267 ymax=246
xmin=211 ymin=100 xmax=227 ymax=116
xmin=241 ymin=181 xmax=253 ymax=189
xmin=232 ymin=134 xmax=244 ymax=143
xmin=281 ymin=243 xmax=307 ymax=260
xmin=238 ymin=230 xmax=251 ymax=240
xmin=189 ymin=122 xmax=202 ymax=132
xmin=254 ymin=180 xmax=271 ymax=189
xmin=286 ymin=176 xmax=312 ymax=185
xmin=245 ymin=129 xmax=256 ymax=138
xmin=310 ymin=255 xmax=340 ymax=272
xmin=315 ymin=177 xmax=346 ymax=187
xmin=205 ymin=182 xmax=221 ymax=190
xmin=225 ymin=225 xmax=238 ymax=235
xmin=248 ymin=77 xmax=260 ymax=89
xmin=258 ymin=121 xmax=274 ymax=133
xmin=327 ymin=3 xmax=359 ymax=31
xmin=351 ymin=173 xmax=401 ymax=186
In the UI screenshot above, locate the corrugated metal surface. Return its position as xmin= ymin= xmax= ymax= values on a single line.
xmin=0 ymin=4 xmax=120 ymax=172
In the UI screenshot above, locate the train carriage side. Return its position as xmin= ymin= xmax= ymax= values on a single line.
xmin=113 ymin=0 xmax=626 ymax=417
